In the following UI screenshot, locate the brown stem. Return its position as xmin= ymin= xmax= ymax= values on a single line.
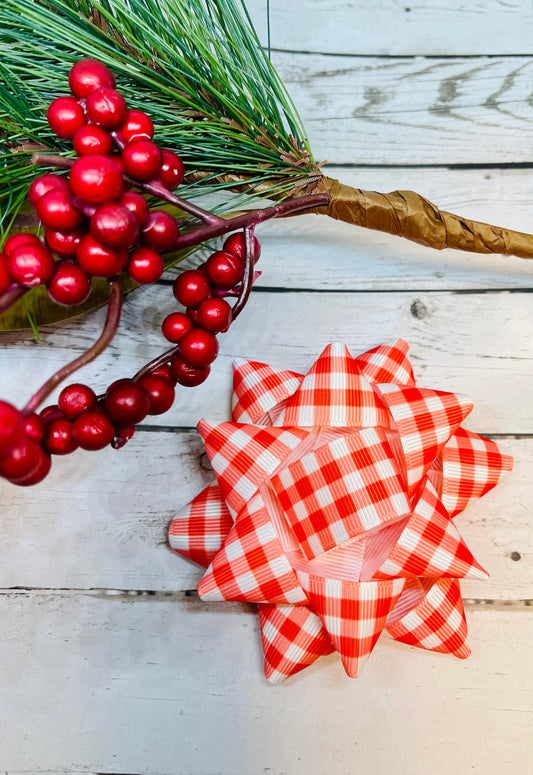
xmin=31 ymin=153 xmax=223 ymax=226
xmin=22 ymin=279 xmax=123 ymax=415
xmin=310 ymin=177 xmax=533 ymax=260
xmin=0 ymin=284 xmax=28 ymax=316
xmin=12 ymin=213 xmax=40 ymax=229
xmin=132 ymin=345 xmax=179 ymax=382
xmin=231 ymin=226 xmax=256 ymax=321
xmin=143 ymin=180 xmax=224 ymax=226
xmin=31 ymin=153 xmax=73 ymax=173
xmin=173 ymin=192 xmax=331 ymax=250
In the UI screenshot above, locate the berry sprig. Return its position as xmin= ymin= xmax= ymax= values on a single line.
xmin=0 ymin=58 xmax=328 ymax=487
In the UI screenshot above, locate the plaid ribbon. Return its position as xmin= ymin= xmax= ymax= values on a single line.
xmin=169 ymin=341 xmax=512 ymax=682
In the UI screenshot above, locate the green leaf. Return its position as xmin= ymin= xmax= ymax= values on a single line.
xmin=0 ymin=247 xmax=195 ymax=331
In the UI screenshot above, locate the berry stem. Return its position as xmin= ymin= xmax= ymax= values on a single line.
xmin=142 ymin=180 xmax=224 ymax=227
xmin=22 ymin=279 xmax=123 ymax=415
xmin=231 ymin=226 xmax=256 ymax=320
xmin=12 ymin=213 xmax=41 ymax=229
xmin=0 ymin=283 xmax=27 ymax=315
xmin=132 ymin=345 xmax=179 ymax=382
xmin=172 ymin=192 xmax=331 ymax=249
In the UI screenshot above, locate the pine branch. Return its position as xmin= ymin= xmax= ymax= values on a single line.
xmin=0 ymin=0 xmax=320 ymax=229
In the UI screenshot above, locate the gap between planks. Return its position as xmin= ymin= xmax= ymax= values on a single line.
xmin=134 ymin=426 xmax=533 ymax=441
xmin=0 ymin=587 xmax=531 ymax=611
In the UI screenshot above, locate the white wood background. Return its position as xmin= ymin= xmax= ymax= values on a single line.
xmin=2 ymin=2 xmax=533 ymax=772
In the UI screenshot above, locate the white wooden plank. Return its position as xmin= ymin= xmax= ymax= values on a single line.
xmin=2 ymin=288 xmax=532 ymax=432
xmin=0 ymin=592 xmax=531 ymax=774
xmin=272 ymin=52 xmax=533 ymax=164
xmin=170 ymin=166 xmax=533 ymax=291
xmin=247 ymin=0 xmax=533 ymax=57
xmin=0 ymin=432 xmax=529 ymax=600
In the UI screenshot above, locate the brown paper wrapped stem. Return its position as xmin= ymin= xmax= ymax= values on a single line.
xmin=188 ymin=170 xmax=533 ymax=259
xmin=310 ymin=177 xmax=533 ymax=259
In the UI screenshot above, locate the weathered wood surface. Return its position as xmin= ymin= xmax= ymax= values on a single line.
xmin=0 ymin=430 xmax=528 ymax=599
xmin=2 ymin=286 xmax=533 ymax=433
xmin=273 ymin=53 xmax=533 ymax=165
xmin=0 ymin=592 xmax=532 ymax=775
xmin=247 ymin=0 xmax=533 ymax=57
xmin=2 ymin=2 xmax=533 ymax=773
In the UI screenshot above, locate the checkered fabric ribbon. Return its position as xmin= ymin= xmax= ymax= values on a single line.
xmin=169 ymin=341 xmax=513 ymax=683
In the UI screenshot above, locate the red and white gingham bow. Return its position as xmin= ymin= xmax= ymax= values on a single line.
xmin=169 ymin=341 xmax=512 ymax=683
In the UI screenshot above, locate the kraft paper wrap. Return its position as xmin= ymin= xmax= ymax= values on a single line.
xmin=188 ymin=170 xmax=533 ymax=259
xmin=311 ymin=177 xmax=533 ymax=259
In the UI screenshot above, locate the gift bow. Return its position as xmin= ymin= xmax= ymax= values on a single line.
xmin=169 ymin=341 xmax=512 ymax=683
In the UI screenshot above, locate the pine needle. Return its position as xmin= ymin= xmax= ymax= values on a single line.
xmin=0 ymin=0 xmax=320 ymax=229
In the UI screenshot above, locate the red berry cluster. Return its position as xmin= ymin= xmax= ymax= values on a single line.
xmin=0 ymin=58 xmax=267 ymax=487
xmin=162 ymin=232 xmax=261 ymax=385
xmin=0 ymin=59 xmax=184 ymax=306
xmin=0 ymin=366 xmax=179 ymax=485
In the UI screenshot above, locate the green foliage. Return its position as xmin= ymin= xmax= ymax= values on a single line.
xmin=0 ymin=0 xmax=318 ymax=232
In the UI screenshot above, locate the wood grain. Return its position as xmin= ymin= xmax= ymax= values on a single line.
xmin=2 ymin=5 xmax=533 ymax=771
xmin=247 ymin=0 xmax=533 ymax=57
xmin=0 ymin=431 xmax=528 ymax=599
xmin=2 ymin=287 xmax=532 ymax=432
xmin=0 ymin=592 xmax=531 ymax=774
xmin=272 ymin=53 xmax=533 ymax=164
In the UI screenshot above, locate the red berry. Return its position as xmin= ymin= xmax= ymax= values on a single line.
xmin=90 ymin=204 xmax=139 ymax=249
xmin=138 ymin=374 xmax=175 ymax=415
xmin=0 ymin=254 xmax=10 ymax=295
xmin=170 ymin=356 xmax=211 ymax=387
xmin=70 ymin=155 xmax=123 ymax=205
xmin=110 ymin=154 xmax=126 ymax=173
xmin=45 ymin=228 xmax=83 ymax=258
xmin=206 ymin=250 xmax=243 ymax=289
xmin=161 ymin=311 xmax=193 ymax=343
xmin=160 ymin=149 xmax=185 ymax=190
xmin=122 ymin=140 xmax=162 ymax=181
xmin=43 ymin=417 xmax=78 ymax=455
xmin=195 ymin=297 xmax=233 ymax=333
xmin=28 ymin=174 xmax=70 ymax=209
xmin=128 ymin=246 xmax=163 ymax=284
xmin=0 ymin=437 xmax=42 ymax=483
xmin=2 ymin=232 xmax=42 ymax=255
xmin=118 ymin=192 xmax=149 ymax=226
xmin=7 ymin=243 xmax=55 ymax=287
xmin=47 ymin=96 xmax=85 ymax=139
xmin=36 ymin=189 xmax=83 ymax=231
xmin=104 ymin=378 xmax=150 ymax=425
xmin=47 ymin=262 xmax=91 ymax=306
xmin=58 ymin=383 xmax=98 ymax=419
xmin=69 ymin=59 xmax=116 ymax=98
xmin=223 ymin=232 xmax=261 ymax=263
xmin=179 ymin=328 xmax=218 ymax=368
xmin=72 ymin=409 xmax=115 ymax=451
xmin=15 ymin=449 xmax=51 ymax=486
xmin=0 ymin=401 xmax=25 ymax=458
xmin=152 ymin=363 xmax=176 ymax=384
xmin=77 ymin=234 xmax=128 ymax=278
xmin=86 ymin=87 xmax=128 ymax=130
xmin=111 ymin=425 xmax=136 ymax=450
xmin=172 ymin=270 xmax=211 ymax=307
xmin=118 ymin=110 xmax=154 ymax=143
xmin=39 ymin=404 xmax=64 ymax=424
xmin=24 ymin=413 xmax=46 ymax=441
xmin=73 ymin=125 xmax=113 ymax=156
xmin=142 ymin=210 xmax=179 ymax=250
